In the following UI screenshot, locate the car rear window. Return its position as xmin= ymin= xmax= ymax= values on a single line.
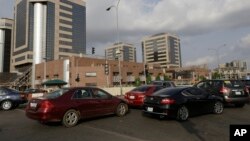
xmin=45 ymin=88 xmax=69 ymax=99
xmin=131 ymin=86 xmax=150 ymax=92
xmin=151 ymin=82 xmax=163 ymax=85
xmin=153 ymin=88 xmax=183 ymax=96
xmin=242 ymin=80 xmax=250 ymax=85
xmin=223 ymin=80 xmax=244 ymax=88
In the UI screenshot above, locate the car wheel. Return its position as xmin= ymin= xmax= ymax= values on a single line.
xmin=1 ymin=100 xmax=13 ymax=111
xmin=235 ymin=103 xmax=245 ymax=108
xmin=213 ymin=101 xmax=223 ymax=114
xmin=116 ymin=103 xmax=128 ymax=117
xmin=176 ymin=105 xmax=189 ymax=121
xmin=62 ymin=109 xmax=79 ymax=128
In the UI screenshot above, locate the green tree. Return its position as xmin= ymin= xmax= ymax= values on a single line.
xmin=164 ymin=75 xmax=170 ymax=81
xmin=212 ymin=72 xmax=220 ymax=79
xmin=156 ymin=74 xmax=161 ymax=81
xmin=134 ymin=77 xmax=141 ymax=87
xmin=146 ymin=75 xmax=152 ymax=84
xmin=199 ymin=75 xmax=207 ymax=81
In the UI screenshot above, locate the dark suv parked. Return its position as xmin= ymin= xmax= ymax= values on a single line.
xmin=194 ymin=80 xmax=249 ymax=107
xmin=241 ymin=79 xmax=250 ymax=93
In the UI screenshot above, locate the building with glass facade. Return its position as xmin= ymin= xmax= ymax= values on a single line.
xmin=141 ymin=33 xmax=182 ymax=68
xmin=11 ymin=0 xmax=86 ymax=72
xmin=105 ymin=42 xmax=137 ymax=62
xmin=0 ymin=18 xmax=13 ymax=72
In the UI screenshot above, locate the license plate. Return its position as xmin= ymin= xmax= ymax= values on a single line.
xmin=129 ymin=96 xmax=135 ymax=99
xmin=147 ymin=107 xmax=153 ymax=112
xmin=30 ymin=103 xmax=37 ymax=108
xmin=235 ymin=91 xmax=241 ymax=95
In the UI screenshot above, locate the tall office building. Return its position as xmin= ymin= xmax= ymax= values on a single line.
xmin=105 ymin=42 xmax=137 ymax=62
xmin=141 ymin=33 xmax=182 ymax=68
xmin=12 ymin=0 xmax=86 ymax=72
xmin=0 ymin=18 xmax=13 ymax=72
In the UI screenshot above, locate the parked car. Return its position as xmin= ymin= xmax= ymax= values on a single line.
xmin=240 ymin=79 xmax=250 ymax=94
xmin=26 ymin=87 xmax=129 ymax=127
xmin=194 ymin=80 xmax=249 ymax=107
xmin=143 ymin=87 xmax=224 ymax=121
xmin=150 ymin=80 xmax=176 ymax=88
xmin=21 ymin=88 xmax=46 ymax=101
xmin=0 ymin=87 xmax=27 ymax=110
xmin=125 ymin=85 xmax=164 ymax=107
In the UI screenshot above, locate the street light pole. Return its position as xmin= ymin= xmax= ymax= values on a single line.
xmin=107 ymin=0 xmax=122 ymax=95
xmin=208 ymin=44 xmax=226 ymax=79
xmin=106 ymin=0 xmax=121 ymax=43
xmin=43 ymin=57 xmax=47 ymax=89
xmin=116 ymin=49 xmax=123 ymax=95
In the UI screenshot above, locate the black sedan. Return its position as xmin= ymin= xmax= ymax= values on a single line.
xmin=143 ymin=87 xmax=224 ymax=121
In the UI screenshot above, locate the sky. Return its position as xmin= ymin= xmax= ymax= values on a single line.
xmin=1 ymin=0 xmax=250 ymax=69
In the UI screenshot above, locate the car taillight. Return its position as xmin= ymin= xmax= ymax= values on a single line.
xmin=160 ymin=98 xmax=175 ymax=105
xmin=245 ymin=87 xmax=249 ymax=94
xmin=40 ymin=100 xmax=54 ymax=110
xmin=220 ymin=87 xmax=230 ymax=94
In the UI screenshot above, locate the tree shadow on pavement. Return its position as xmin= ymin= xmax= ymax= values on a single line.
xmin=179 ymin=120 xmax=206 ymax=141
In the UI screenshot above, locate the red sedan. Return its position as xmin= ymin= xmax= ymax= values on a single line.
xmin=26 ymin=87 xmax=128 ymax=127
xmin=125 ymin=85 xmax=164 ymax=107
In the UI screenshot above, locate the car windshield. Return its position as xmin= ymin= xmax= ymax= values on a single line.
xmin=45 ymin=88 xmax=69 ymax=99
xmin=223 ymin=80 xmax=244 ymax=88
xmin=131 ymin=86 xmax=149 ymax=92
xmin=242 ymin=80 xmax=250 ymax=85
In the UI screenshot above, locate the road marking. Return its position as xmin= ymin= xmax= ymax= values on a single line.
xmin=84 ymin=125 xmax=150 ymax=141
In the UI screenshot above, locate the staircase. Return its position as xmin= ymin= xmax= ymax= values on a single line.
xmin=11 ymin=67 xmax=32 ymax=87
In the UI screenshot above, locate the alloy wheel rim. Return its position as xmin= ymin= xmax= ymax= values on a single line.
xmin=214 ymin=102 xmax=223 ymax=114
xmin=179 ymin=106 xmax=188 ymax=120
xmin=3 ymin=101 xmax=11 ymax=110
xmin=118 ymin=104 xmax=126 ymax=115
xmin=65 ymin=112 xmax=78 ymax=125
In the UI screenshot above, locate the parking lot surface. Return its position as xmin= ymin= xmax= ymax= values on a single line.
xmin=0 ymin=104 xmax=250 ymax=141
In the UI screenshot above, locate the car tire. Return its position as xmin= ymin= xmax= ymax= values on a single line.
xmin=213 ymin=101 xmax=223 ymax=114
xmin=1 ymin=100 xmax=13 ymax=111
xmin=176 ymin=105 xmax=189 ymax=121
xmin=235 ymin=103 xmax=245 ymax=108
xmin=62 ymin=109 xmax=79 ymax=128
xmin=116 ymin=103 xmax=128 ymax=117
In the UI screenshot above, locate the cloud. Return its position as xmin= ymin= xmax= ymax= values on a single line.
xmin=239 ymin=34 xmax=250 ymax=48
xmin=185 ymin=56 xmax=216 ymax=67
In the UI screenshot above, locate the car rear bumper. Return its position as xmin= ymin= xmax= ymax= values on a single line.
xmin=224 ymin=96 xmax=249 ymax=104
xmin=142 ymin=104 xmax=177 ymax=118
xmin=26 ymin=109 xmax=61 ymax=122
xmin=127 ymin=99 xmax=143 ymax=107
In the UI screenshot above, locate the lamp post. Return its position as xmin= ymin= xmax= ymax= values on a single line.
xmin=116 ymin=49 xmax=123 ymax=95
xmin=208 ymin=44 xmax=226 ymax=79
xmin=43 ymin=57 xmax=47 ymax=89
xmin=107 ymin=0 xmax=122 ymax=95
xmin=106 ymin=0 xmax=121 ymax=43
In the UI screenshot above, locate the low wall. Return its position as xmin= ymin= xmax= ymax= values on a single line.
xmin=102 ymin=87 xmax=135 ymax=96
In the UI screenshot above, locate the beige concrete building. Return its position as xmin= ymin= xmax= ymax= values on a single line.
xmin=105 ymin=42 xmax=136 ymax=62
xmin=219 ymin=60 xmax=248 ymax=79
xmin=142 ymin=33 xmax=181 ymax=69
xmin=11 ymin=0 xmax=86 ymax=72
xmin=0 ymin=18 xmax=13 ymax=72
